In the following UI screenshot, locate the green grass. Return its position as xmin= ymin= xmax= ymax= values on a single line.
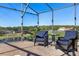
xmin=0 ymin=31 xmax=65 ymax=41
xmin=0 ymin=33 xmax=33 ymax=41
xmin=55 ymin=31 xmax=65 ymax=41
xmin=0 ymin=33 xmax=21 ymax=39
xmin=47 ymin=31 xmax=65 ymax=41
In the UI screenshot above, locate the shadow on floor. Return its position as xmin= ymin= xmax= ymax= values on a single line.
xmin=0 ymin=40 xmax=41 ymax=56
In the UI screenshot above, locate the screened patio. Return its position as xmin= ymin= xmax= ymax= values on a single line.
xmin=0 ymin=3 xmax=79 ymax=56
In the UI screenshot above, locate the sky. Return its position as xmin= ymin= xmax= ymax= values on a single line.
xmin=0 ymin=3 xmax=79 ymax=27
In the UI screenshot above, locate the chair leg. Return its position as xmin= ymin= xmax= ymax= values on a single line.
xmin=34 ymin=39 xmax=36 ymax=46
xmin=66 ymin=51 xmax=71 ymax=56
xmin=34 ymin=42 xmax=36 ymax=46
xmin=44 ymin=42 xmax=46 ymax=47
xmin=44 ymin=40 xmax=48 ymax=47
xmin=72 ymin=51 xmax=76 ymax=56
xmin=60 ymin=51 xmax=71 ymax=56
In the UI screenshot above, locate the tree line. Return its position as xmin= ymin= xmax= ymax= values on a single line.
xmin=0 ymin=25 xmax=79 ymax=32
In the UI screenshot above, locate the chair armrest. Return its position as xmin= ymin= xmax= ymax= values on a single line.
xmin=58 ymin=37 xmax=72 ymax=41
xmin=58 ymin=39 xmax=70 ymax=41
xmin=58 ymin=37 xmax=64 ymax=40
xmin=36 ymin=35 xmax=43 ymax=38
xmin=56 ymin=39 xmax=72 ymax=46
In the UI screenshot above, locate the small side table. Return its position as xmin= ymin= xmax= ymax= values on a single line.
xmin=52 ymin=34 xmax=56 ymax=44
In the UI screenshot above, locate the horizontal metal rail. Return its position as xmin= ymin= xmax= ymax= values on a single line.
xmin=39 ymin=4 xmax=79 ymax=14
xmin=0 ymin=5 xmax=37 ymax=15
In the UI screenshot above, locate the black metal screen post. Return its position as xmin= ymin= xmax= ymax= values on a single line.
xmin=21 ymin=16 xmax=23 ymax=37
xmin=45 ymin=4 xmax=54 ymax=30
xmin=37 ymin=14 xmax=39 ymax=31
xmin=21 ymin=3 xmax=24 ymax=37
xmin=21 ymin=3 xmax=29 ymax=37
xmin=52 ymin=9 xmax=54 ymax=30
xmin=74 ymin=3 xmax=77 ymax=30
xmin=27 ymin=5 xmax=39 ymax=32
xmin=45 ymin=3 xmax=56 ymax=44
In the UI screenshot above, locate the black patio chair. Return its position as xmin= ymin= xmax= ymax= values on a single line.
xmin=0 ymin=39 xmax=2 ymax=43
xmin=34 ymin=31 xmax=49 ymax=47
xmin=0 ymin=39 xmax=4 ymax=43
xmin=6 ymin=38 xmax=13 ymax=42
xmin=14 ymin=37 xmax=21 ymax=41
xmin=17 ymin=37 xmax=21 ymax=41
xmin=22 ymin=37 xmax=27 ymax=41
xmin=56 ymin=30 xmax=78 ymax=56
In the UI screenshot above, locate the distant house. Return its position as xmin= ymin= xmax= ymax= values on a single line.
xmin=58 ymin=27 xmax=74 ymax=31
xmin=0 ymin=31 xmax=5 ymax=34
xmin=23 ymin=30 xmax=33 ymax=34
xmin=15 ymin=30 xmax=33 ymax=34
xmin=5 ymin=30 xmax=13 ymax=34
xmin=0 ymin=30 xmax=13 ymax=34
xmin=58 ymin=27 xmax=66 ymax=31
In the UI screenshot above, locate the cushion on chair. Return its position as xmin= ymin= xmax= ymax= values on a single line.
xmin=36 ymin=31 xmax=48 ymax=38
xmin=63 ymin=30 xmax=77 ymax=40
xmin=57 ymin=39 xmax=72 ymax=45
xmin=36 ymin=37 xmax=45 ymax=42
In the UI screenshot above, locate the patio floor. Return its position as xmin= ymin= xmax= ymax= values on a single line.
xmin=0 ymin=41 xmax=79 ymax=56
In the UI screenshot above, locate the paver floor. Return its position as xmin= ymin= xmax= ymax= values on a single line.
xmin=0 ymin=41 xmax=79 ymax=56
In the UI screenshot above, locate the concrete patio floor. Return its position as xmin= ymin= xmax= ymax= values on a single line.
xmin=0 ymin=41 xmax=79 ymax=56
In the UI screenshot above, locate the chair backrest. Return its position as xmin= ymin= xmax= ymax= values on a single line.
xmin=36 ymin=31 xmax=48 ymax=38
xmin=64 ymin=30 xmax=78 ymax=40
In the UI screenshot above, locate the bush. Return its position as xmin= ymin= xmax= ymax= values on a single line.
xmin=24 ymin=34 xmax=33 ymax=40
xmin=0 ymin=34 xmax=4 ymax=36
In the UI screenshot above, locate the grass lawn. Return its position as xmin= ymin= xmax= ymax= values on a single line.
xmin=0 ymin=31 xmax=65 ymax=41
xmin=0 ymin=33 xmax=21 ymax=39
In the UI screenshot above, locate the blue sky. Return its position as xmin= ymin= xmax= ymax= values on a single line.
xmin=0 ymin=3 xmax=79 ymax=27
